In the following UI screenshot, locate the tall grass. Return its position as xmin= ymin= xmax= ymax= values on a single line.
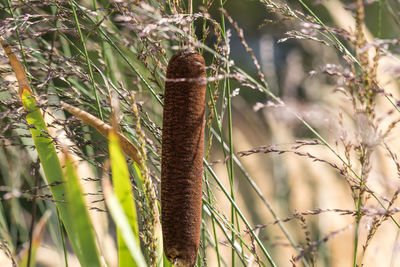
xmin=1 ymin=0 xmax=400 ymax=266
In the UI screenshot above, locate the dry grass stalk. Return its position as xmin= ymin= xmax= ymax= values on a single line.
xmin=61 ymin=101 xmax=141 ymax=164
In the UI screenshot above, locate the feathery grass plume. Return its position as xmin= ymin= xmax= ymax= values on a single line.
xmin=161 ymin=49 xmax=206 ymax=267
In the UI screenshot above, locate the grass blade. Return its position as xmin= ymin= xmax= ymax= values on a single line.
xmin=1 ymin=40 xmax=102 ymax=267
xmin=18 ymin=211 xmax=51 ymax=267
xmin=109 ymin=130 xmax=140 ymax=266
xmin=102 ymin=177 xmax=146 ymax=267
xmin=62 ymin=149 xmax=102 ymax=267
xmin=204 ymin=160 xmax=277 ymax=267
xmin=67 ymin=0 xmax=103 ymax=120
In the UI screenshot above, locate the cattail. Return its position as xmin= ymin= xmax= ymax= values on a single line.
xmin=161 ymin=49 xmax=206 ymax=267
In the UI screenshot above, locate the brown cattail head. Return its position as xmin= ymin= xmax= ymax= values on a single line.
xmin=161 ymin=49 xmax=206 ymax=267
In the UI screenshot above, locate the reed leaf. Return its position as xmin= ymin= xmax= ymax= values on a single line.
xmin=109 ymin=130 xmax=140 ymax=266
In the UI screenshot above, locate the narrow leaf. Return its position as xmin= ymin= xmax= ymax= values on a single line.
xmin=63 ymin=150 xmax=102 ymax=267
xmin=18 ymin=211 xmax=51 ymax=267
xmin=109 ymin=130 xmax=140 ymax=266
xmin=1 ymin=41 xmax=101 ymax=267
xmin=103 ymin=178 xmax=146 ymax=267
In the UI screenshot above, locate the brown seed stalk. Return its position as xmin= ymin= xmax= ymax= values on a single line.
xmin=0 ymin=39 xmax=32 ymax=96
xmin=61 ymin=101 xmax=141 ymax=164
xmin=161 ymin=49 xmax=206 ymax=267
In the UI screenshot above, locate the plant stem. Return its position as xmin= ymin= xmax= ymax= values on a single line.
xmin=205 ymin=160 xmax=277 ymax=267
xmin=68 ymin=0 xmax=103 ymax=120
xmin=218 ymin=1 xmax=244 ymax=264
xmin=205 ymin=177 xmax=222 ymax=267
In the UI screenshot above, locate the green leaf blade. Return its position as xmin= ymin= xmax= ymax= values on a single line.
xmin=103 ymin=177 xmax=146 ymax=267
xmin=109 ymin=131 xmax=140 ymax=266
xmin=63 ymin=152 xmax=102 ymax=267
xmin=21 ymin=89 xmax=101 ymax=267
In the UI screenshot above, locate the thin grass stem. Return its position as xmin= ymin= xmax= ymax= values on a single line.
xmin=68 ymin=0 xmax=103 ymax=120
